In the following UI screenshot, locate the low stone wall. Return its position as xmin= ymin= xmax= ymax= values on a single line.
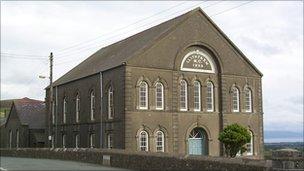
xmin=0 ymin=148 xmax=272 ymax=171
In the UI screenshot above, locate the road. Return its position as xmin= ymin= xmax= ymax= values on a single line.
xmin=0 ymin=157 xmax=130 ymax=171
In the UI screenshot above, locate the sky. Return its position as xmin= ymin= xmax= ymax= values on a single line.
xmin=1 ymin=1 xmax=303 ymax=142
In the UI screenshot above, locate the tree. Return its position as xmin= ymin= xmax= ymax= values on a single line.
xmin=218 ymin=123 xmax=251 ymax=158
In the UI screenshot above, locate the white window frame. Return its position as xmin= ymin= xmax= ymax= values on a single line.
xmin=155 ymin=82 xmax=164 ymax=110
xmin=155 ymin=131 xmax=165 ymax=152
xmin=206 ymin=81 xmax=214 ymax=112
xmin=247 ymin=131 xmax=254 ymax=156
xmin=193 ymin=81 xmax=201 ymax=111
xmin=139 ymin=131 xmax=148 ymax=151
xmin=16 ymin=129 xmax=19 ymax=148
xmin=107 ymin=134 xmax=113 ymax=149
xmin=90 ymin=133 xmax=95 ymax=148
xmin=62 ymin=134 xmax=66 ymax=148
xmin=90 ymin=91 xmax=95 ymax=121
xmin=245 ymin=88 xmax=252 ymax=113
xmin=180 ymin=80 xmax=188 ymax=111
xmin=76 ymin=94 xmax=80 ymax=123
xmin=232 ymin=87 xmax=240 ymax=112
xmin=108 ymin=87 xmax=114 ymax=119
xmin=75 ymin=134 xmax=80 ymax=149
xmin=139 ymin=81 xmax=148 ymax=110
xmin=9 ymin=130 xmax=12 ymax=148
xmin=63 ymin=98 xmax=67 ymax=124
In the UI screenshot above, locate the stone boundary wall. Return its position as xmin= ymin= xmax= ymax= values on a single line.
xmin=0 ymin=148 xmax=272 ymax=171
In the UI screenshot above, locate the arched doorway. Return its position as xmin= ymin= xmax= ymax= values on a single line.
xmin=188 ymin=127 xmax=208 ymax=155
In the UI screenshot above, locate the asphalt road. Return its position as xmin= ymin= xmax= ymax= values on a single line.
xmin=0 ymin=157 xmax=131 ymax=171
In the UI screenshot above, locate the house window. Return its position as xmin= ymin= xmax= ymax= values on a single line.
xmin=90 ymin=91 xmax=95 ymax=121
xmin=139 ymin=131 xmax=148 ymax=151
xmin=139 ymin=81 xmax=148 ymax=109
xmin=194 ymin=81 xmax=201 ymax=111
xmin=156 ymin=131 xmax=164 ymax=152
xmin=155 ymin=82 xmax=164 ymax=110
xmin=9 ymin=130 xmax=12 ymax=148
xmin=246 ymin=131 xmax=254 ymax=156
xmin=108 ymin=86 xmax=114 ymax=119
xmin=51 ymin=135 xmax=55 ymax=148
xmin=232 ymin=87 xmax=240 ymax=112
xmin=180 ymin=80 xmax=187 ymax=111
xmin=63 ymin=97 xmax=67 ymax=123
xmin=76 ymin=93 xmax=80 ymax=123
xmin=206 ymin=81 xmax=214 ymax=112
xmin=16 ymin=129 xmax=19 ymax=148
xmin=89 ymin=133 xmax=95 ymax=148
xmin=62 ymin=134 xmax=66 ymax=148
xmin=245 ymin=88 xmax=252 ymax=113
xmin=107 ymin=134 xmax=113 ymax=149
xmin=75 ymin=134 xmax=80 ymax=148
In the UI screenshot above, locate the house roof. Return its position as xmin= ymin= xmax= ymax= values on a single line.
xmin=52 ymin=7 xmax=262 ymax=87
xmin=6 ymin=97 xmax=46 ymax=129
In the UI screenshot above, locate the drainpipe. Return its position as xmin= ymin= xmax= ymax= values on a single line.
xmin=100 ymin=72 xmax=103 ymax=148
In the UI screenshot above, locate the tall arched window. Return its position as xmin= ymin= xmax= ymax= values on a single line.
xmin=63 ymin=97 xmax=67 ymax=124
xmin=232 ymin=87 xmax=240 ymax=112
xmin=193 ymin=81 xmax=201 ymax=111
xmin=9 ymin=130 xmax=12 ymax=148
xmin=107 ymin=134 xmax=113 ymax=149
xmin=90 ymin=91 xmax=95 ymax=121
xmin=75 ymin=134 xmax=80 ymax=148
xmin=156 ymin=131 xmax=164 ymax=152
xmin=139 ymin=81 xmax=148 ymax=109
xmin=62 ymin=134 xmax=66 ymax=148
xmin=16 ymin=129 xmax=19 ymax=148
xmin=245 ymin=87 xmax=252 ymax=113
xmin=90 ymin=133 xmax=95 ymax=148
xmin=155 ymin=82 xmax=164 ymax=110
xmin=180 ymin=80 xmax=188 ymax=111
xmin=247 ymin=131 xmax=254 ymax=156
xmin=75 ymin=93 xmax=80 ymax=123
xmin=206 ymin=81 xmax=214 ymax=112
xmin=108 ymin=86 xmax=114 ymax=119
xmin=139 ymin=131 xmax=148 ymax=151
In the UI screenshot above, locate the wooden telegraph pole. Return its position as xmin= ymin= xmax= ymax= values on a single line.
xmin=49 ymin=52 xmax=53 ymax=148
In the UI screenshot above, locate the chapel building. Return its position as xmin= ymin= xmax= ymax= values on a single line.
xmin=45 ymin=8 xmax=264 ymax=158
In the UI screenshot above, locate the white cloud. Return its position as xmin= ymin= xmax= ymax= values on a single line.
xmin=1 ymin=1 xmax=303 ymax=133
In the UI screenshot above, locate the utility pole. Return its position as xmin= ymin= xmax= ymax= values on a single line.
xmin=48 ymin=52 xmax=53 ymax=148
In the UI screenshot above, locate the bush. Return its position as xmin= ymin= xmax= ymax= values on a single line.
xmin=218 ymin=123 xmax=251 ymax=157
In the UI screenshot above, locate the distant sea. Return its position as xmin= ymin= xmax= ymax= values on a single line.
xmin=264 ymin=130 xmax=303 ymax=143
xmin=264 ymin=138 xmax=303 ymax=143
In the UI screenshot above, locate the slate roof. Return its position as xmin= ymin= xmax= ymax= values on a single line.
xmin=52 ymin=7 xmax=262 ymax=87
xmin=7 ymin=97 xmax=46 ymax=129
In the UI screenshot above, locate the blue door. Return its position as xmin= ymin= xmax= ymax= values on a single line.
xmin=189 ymin=138 xmax=203 ymax=155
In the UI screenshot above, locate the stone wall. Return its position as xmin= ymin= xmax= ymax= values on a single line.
xmin=0 ymin=148 xmax=271 ymax=171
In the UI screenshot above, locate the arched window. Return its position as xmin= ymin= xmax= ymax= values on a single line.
xmin=156 ymin=131 xmax=164 ymax=152
xmin=51 ymin=135 xmax=55 ymax=148
xmin=194 ymin=81 xmax=201 ymax=111
xmin=180 ymin=80 xmax=188 ymax=111
xmin=89 ymin=133 xmax=95 ymax=148
xmin=90 ymin=91 xmax=95 ymax=121
xmin=75 ymin=93 xmax=80 ymax=123
xmin=245 ymin=87 xmax=252 ymax=113
xmin=139 ymin=131 xmax=148 ymax=151
xmin=62 ymin=134 xmax=66 ymax=148
xmin=63 ymin=97 xmax=67 ymax=124
xmin=206 ymin=81 xmax=214 ymax=112
xmin=9 ymin=130 xmax=12 ymax=148
xmin=16 ymin=129 xmax=19 ymax=148
xmin=75 ymin=134 xmax=80 ymax=148
xmin=246 ymin=131 xmax=254 ymax=156
xmin=108 ymin=86 xmax=114 ymax=119
xmin=232 ymin=87 xmax=240 ymax=112
xmin=107 ymin=134 xmax=113 ymax=149
xmin=155 ymin=82 xmax=164 ymax=110
xmin=139 ymin=81 xmax=148 ymax=109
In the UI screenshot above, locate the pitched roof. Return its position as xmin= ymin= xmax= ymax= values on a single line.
xmin=53 ymin=8 xmax=195 ymax=86
xmin=6 ymin=97 xmax=46 ymax=129
xmin=53 ymin=7 xmax=262 ymax=87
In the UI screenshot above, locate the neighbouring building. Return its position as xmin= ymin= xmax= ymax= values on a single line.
xmin=46 ymin=8 xmax=264 ymax=158
xmin=0 ymin=97 xmax=46 ymax=148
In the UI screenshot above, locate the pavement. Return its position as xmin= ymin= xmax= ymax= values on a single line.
xmin=0 ymin=156 xmax=131 ymax=171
